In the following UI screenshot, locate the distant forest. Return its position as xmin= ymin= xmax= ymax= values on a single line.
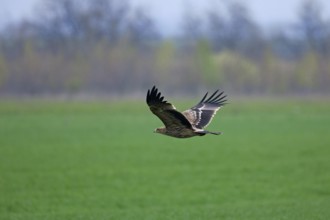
xmin=0 ymin=0 xmax=330 ymax=96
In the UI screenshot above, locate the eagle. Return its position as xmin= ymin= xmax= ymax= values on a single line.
xmin=146 ymin=86 xmax=227 ymax=138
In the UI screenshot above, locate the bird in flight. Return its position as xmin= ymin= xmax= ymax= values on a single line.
xmin=146 ymin=86 xmax=227 ymax=138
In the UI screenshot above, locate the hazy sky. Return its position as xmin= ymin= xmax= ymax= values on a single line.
xmin=2 ymin=0 xmax=330 ymax=35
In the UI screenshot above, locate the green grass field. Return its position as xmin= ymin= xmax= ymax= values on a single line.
xmin=1 ymin=98 xmax=330 ymax=220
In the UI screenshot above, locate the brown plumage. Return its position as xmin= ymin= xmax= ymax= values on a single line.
xmin=146 ymin=86 xmax=227 ymax=138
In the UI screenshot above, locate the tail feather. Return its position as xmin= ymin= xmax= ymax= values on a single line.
xmin=196 ymin=130 xmax=222 ymax=136
xmin=207 ymin=131 xmax=222 ymax=135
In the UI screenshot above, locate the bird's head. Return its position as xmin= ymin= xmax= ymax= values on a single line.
xmin=154 ymin=127 xmax=166 ymax=134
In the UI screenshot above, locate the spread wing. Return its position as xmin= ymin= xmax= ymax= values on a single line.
xmin=146 ymin=86 xmax=192 ymax=129
xmin=182 ymin=90 xmax=227 ymax=129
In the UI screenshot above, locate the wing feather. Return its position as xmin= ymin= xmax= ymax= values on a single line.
xmin=182 ymin=90 xmax=227 ymax=129
xmin=146 ymin=86 xmax=192 ymax=129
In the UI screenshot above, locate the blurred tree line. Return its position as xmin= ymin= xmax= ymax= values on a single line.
xmin=0 ymin=0 xmax=330 ymax=96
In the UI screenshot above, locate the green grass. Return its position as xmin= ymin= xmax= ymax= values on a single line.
xmin=1 ymin=98 xmax=330 ymax=219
